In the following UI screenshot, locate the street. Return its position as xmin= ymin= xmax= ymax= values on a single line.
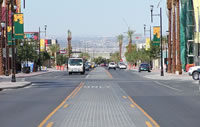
xmin=0 ymin=67 xmax=200 ymax=127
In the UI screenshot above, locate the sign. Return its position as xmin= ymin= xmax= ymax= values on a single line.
xmin=24 ymin=32 xmax=39 ymax=40
xmin=40 ymin=39 xmax=45 ymax=52
xmin=60 ymin=49 xmax=66 ymax=54
xmin=14 ymin=13 xmax=24 ymax=39
xmin=145 ymin=38 xmax=150 ymax=50
xmin=153 ymin=26 xmax=160 ymax=45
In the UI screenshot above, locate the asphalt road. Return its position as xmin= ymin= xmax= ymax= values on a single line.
xmin=0 ymin=67 xmax=200 ymax=127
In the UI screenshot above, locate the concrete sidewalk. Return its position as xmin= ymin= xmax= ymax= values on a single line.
xmin=142 ymin=69 xmax=192 ymax=81
xmin=0 ymin=68 xmax=59 ymax=90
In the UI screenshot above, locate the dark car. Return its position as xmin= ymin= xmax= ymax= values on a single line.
xmin=139 ymin=64 xmax=151 ymax=72
xmin=84 ymin=63 xmax=90 ymax=71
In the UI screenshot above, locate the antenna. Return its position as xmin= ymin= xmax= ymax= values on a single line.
xmin=122 ymin=18 xmax=130 ymax=30
xmin=157 ymin=0 xmax=162 ymax=8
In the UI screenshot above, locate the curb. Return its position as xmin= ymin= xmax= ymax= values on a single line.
xmin=16 ymin=71 xmax=52 ymax=78
xmin=0 ymin=82 xmax=32 ymax=91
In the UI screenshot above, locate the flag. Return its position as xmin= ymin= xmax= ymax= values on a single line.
xmin=153 ymin=26 xmax=160 ymax=45
xmin=14 ymin=13 xmax=24 ymax=39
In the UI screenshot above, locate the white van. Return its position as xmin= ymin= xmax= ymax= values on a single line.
xmin=68 ymin=58 xmax=85 ymax=75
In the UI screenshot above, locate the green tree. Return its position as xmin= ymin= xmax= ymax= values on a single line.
xmin=79 ymin=52 xmax=90 ymax=60
xmin=110 ymin=52 xmax=120 ymax=63
xmin=49 ymin=44 xmax=60 ymax=66
xmin=127 ymin=29 xmax=134 ymax=53
xmin=117 ymin=34 xmax=123 ymax=60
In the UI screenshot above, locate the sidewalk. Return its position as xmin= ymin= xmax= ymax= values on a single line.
xmin=0 ymin=68 xmax=59 ymax=90
xmin=144 ymin=69 xmax=192 ymax=81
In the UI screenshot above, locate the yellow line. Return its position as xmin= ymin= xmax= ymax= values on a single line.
xmin=123 ymin=96 xmax=127 ymax=99
xmin=146 ymin=121 xmax=153 ymax=127
xmin=63 ymin=104 xmax=69 ymax=108
xmin=38 ymin=83 xmax=83 ymax=127
xmin=46 ymin=122 xmax=54 ymax=127
xmin=105 ymin=70 xmax=113 ymax=79
xmin=130 ymin=104 xmax=135 ymax=108
xmin=72 ymin=82 xmax=84 ymax=98
xmin=128 ymin=96 xmax=160 ymax=127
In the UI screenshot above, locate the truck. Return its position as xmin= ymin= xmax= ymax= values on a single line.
xmin=67 ymin=58 xmax=85 ymax=75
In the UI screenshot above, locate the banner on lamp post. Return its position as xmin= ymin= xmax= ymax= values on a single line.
xmin=14 ymin=13 xmax=24 ymax=40
xmin=7 ymin=26 xmax=13 ymax=45
xmin=153 ymin=26 xmax=160 ymax=45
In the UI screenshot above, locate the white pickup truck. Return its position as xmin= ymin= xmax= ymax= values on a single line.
xmin=68 ymin=58 xmax=85 ymax=75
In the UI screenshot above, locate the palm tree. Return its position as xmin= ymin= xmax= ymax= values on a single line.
xmin=172 ymin=0 xmax=176 ymax=73
xmin=117 ymin=34 xmax=123 ymax=60
xmin=49 ymin=44 xmax=60 ymax=66
xmin=167 ymin=0 xmax=172 ymax=73
xmin=127 ymin=29 xmax=134 ymax=53
xmin=0 ymin=0 xmax=4 ymax=75
xmin=176 ymin=0 xmax=182 ymax=74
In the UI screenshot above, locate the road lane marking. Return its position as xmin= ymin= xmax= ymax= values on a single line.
xmin=63 ymin=104 xmax=69 ymax=108
xmin=154 ymin=81 xmax=182 ymax=92
xmin=128 ymin=96 xmax=160 ymax=127
xmin=38 ymin=83 xmax=83 ymax=127
xmin=46 ymin=122 xmax=54 ymax=127
xmin=130 ymin=104 xmax=135 ymax=108
xmin=105 ymin=70 xmax=113 ymax=79
xmin=146 ymin=121 xmax=153 ymax=127
xmin=71 ymin=82 xmax=84 ymax=98
xmin=123 ymin=96 xmax=127 ymax=99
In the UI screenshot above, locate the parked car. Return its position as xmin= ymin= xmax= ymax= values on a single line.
xmin=118 ymin=62 xmax=127 ymax=69
xmin=188 ymin=66 xmax=200 ymax=80
xmin=108 ymin=62 xmax=116 ymax=70
xmin=139 ymin=63 xmax=151 ymax=72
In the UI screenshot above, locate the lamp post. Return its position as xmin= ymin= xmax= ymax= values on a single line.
xmin=38 ymin=25 xmax=47 ymax=71
xmin=44 ymin=25 xmax=47 ymax=38
xmin=0 ymin=22 xmax=5 ymax=75
xmin=166 ymin=31 xmax=169 ymax=72
xmin=151 ymin=5 xmax=164 ymax=76
xmin=11 ymin=2 xmax=17 ymax=82
xmin=144 ymin=24 xmax=152 ymax=41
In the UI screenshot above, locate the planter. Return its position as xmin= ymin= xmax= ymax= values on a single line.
xmin=23 ymin=67 xmax=30 ymax=73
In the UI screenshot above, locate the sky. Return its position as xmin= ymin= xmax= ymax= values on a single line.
xmin=22 ymin=0 xmax=168 ymax=39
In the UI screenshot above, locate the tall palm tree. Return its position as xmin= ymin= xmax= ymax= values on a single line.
xmin=117 ymin=34 xmax=123 ymax=60
xmin=167 ymin=0 xmax=172 ymax=73
xmin=0 ymin=0 xmax=4 ymax=75
xmin=172 ymin=0 xmax=176 ymax=73
xmin=127 ymin=29 xmax=134 ymax=53
xmin=49 ymin=44 xmax=60 ymax=66
xmin=176 ymin=0 xmax=182 ymax=74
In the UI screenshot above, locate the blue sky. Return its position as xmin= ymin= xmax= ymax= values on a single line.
xmin=22 ymin=0 xmax=168 ymax=38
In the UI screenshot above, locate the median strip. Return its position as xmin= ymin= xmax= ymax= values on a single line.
xmin=128 ymin=96 xmax=160 ymax=127
xmin=105 ymin=70 xmax=113 ymax=79
xmin=38 ymin=82 xmax=83 ymax=127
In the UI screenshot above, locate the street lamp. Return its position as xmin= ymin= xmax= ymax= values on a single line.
xmin=144 ymin=24 xmax=152 ymax=41
xmin=38 ymin=25 xmax=47 ymax=71
xmin=11 ymin=2 xmax=17 ymax=82
xmin=0 ymin=22 xmax=5 ymax=75
xmin=44 ymin=25 xmax=47 ymax=38
xmin=150 ymin=5 xmax=164 ymax=76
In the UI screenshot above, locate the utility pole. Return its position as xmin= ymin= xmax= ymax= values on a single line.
xmin=151 ymin=5 xmax=164 ymax=76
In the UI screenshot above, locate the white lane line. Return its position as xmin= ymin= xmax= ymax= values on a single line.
xmin=86 ymin=74 xmax=90 ymax=79
xmin=154 ymin=81 xmax=182 ymax=92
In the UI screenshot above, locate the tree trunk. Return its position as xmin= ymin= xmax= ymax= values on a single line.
xmin=119 ymin=43 xmax=122 ymax=60
xmin=176 ymin=0 xmax=182 ymax=74
xmin=172 ymin=0 xmax=176 ymax=73
xmin=0 ymin=2 xmax=4 ymax=75
xmin=168 ymin=0 xmax=172 ymax=73
xmin=128 ymin=40 xmax=132 ymax=53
